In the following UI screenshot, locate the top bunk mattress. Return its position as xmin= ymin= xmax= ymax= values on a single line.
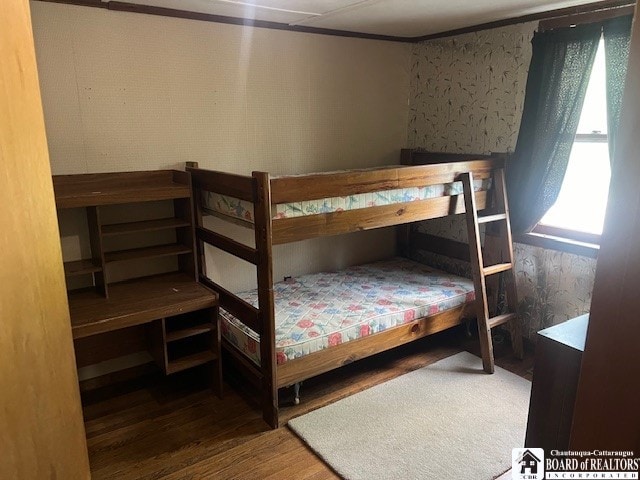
xmin=220 ymin=257 xmax=475 ymax=366
xmin=204 ymin=174 xmax=490 ymax=224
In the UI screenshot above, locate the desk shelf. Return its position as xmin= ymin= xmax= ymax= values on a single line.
xmin=64 ymin=259 xmax=102 ymax=277
xmin=167 ymin=351 xmax=217 ymax=375
xmin=104 ymin=244 xmax=193 ymax=263
xmin=101 ymin=218 xmax=191 ymax=236
xmin=166 ymin=323 xmax=213 ymax=343
xmin=53 ymin=170 xmax=191 ymax=208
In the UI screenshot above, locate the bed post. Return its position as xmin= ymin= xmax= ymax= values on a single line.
xmin=186 ymin=162 xmax=206 ymax=280
xmin=253 ymin=171 xmax=278 ymax=428
xmin=396 ymin=149 xmax=414 ymax=258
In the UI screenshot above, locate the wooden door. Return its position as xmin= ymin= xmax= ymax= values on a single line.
xmin=0 ymin=0 xmax=91 ymax=478
xmin=570 ymin=7 xmax=640 ymax=450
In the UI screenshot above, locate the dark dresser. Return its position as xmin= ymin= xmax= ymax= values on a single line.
xmin=525 ymin=314 xmax=589 ymax=449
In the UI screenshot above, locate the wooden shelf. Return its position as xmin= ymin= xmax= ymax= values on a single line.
xmin=56 ymin=169 xmax=220 ymax=391
xmin=104 ymin=244 xmax=192 ymax=263
xmin=68 ymin=272 xmax=217 ymax=338
xmin=53 ymin=170 xmax=191 ymax=208
xmin=166 ymin=350 xmax=217 ymax=374
xmin=166 ymin=324 xmax=213 ymax=342
xmin=101 ymin=218 xmax=191 ymax=236
xmin=64 ymin=259 xmax=102 ymax=277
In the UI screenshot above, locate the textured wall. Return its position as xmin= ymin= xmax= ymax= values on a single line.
xmin=513 ymin=244 xmax=596 ymax=338
xmin=408 ymin=22 xmax=534 ymax=154
xmin=407 ymin=23 xmax=597 ymax=339
xmin=31 ymin=2 xmax=411 ymax=292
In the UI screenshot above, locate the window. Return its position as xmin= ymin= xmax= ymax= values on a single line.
xmin=533 ymin=39 xmax=610 ymax=245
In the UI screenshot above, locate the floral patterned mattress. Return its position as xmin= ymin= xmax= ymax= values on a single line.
xmin=204 ymin=176 xmax=490 ymax=224
xmin=220 ymin=257 xmax=475 ymax=366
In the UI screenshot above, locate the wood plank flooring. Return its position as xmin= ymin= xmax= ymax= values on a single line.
xmin=82 ymin=327 xmax=533 ymax=479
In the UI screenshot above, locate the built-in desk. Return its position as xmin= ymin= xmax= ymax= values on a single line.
xmin=525 ymin=314 xmax=589 ymax=449
xmin=54 ymin=170 xmax=222 ymax=394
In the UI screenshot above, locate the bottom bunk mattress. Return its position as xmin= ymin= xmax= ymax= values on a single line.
xmin=220 ymin=257 xmax=476 ymax=366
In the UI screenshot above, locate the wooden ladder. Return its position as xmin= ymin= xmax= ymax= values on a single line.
xmin=461 ymin=168 xmax=524 ymax=373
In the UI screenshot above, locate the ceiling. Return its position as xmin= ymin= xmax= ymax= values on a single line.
xmin=117 ymin=0 xmax=610 ymax=37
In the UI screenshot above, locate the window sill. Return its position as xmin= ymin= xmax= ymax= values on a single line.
xmin=514 ymin=232 xmax=599 ymax=258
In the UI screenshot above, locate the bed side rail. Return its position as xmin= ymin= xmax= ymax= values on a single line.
xmin=270 ymin=158 xmax=501 ymax=205
xmin=396 ymin=150 xmax=508 ymax=257
xmin=410 ymin=231 xmax=472 ymax=262
xmin=269 ymin=159 xmax=499 ymax=244
xmin=271 ymin=191 xmax=487 ymax=245
xmin=199 ymin=276 xmax=261 ymax=333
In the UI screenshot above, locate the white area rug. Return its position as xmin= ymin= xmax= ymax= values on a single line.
xmin=288 ymin=351 xmax=531 ymax=480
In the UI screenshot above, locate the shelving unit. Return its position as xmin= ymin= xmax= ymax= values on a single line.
xmin=54 ymin=170 xmax=196 ymax=296
xmin=54 ymin=170 xmax=221 ymax=395
xmin=151 ymin=309 xmax=221 ymax=383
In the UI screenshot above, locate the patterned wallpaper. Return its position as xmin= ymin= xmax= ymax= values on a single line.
xmin=408 ymin=23 xmax=533 ymax=154
xmin=513 ymin=244 xmax=596 ymax=338
xmin=407 ymin=23 xmax=597 ymax=339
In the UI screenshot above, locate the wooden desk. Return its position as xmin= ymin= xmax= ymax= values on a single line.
xmin=69 ymin=272 xmax=222 ymax=395
xmin=525 ymin=314 xmax=588 ymax=449
xmin=69 ymin=272 xmax=216 ymax=339
xmin=54 ymin=170 xmax=221 ymax=394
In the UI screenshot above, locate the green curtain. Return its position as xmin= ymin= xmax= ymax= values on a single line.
xmin=603 ymin=15 xmax=633 ymax=164
xmin=507 ymin=24 xmax=601 ymax=235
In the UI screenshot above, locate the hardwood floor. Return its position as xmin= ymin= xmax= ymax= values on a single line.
xmin=82 ymin=326 xmax=533 ymax=479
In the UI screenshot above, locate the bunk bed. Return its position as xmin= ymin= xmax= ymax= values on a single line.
xmin=187 ymin=149 xmax=518 ymax=428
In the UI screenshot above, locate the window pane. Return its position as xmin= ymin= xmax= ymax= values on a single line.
xmin=576 ymin=39 xmax=607 ymax=134
xmin=539 ymin=142 xmax=610 ymax=235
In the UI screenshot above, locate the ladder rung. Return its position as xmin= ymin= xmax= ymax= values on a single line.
xmin=488 ymin=312 xmax=518 ymax=329
xmin=483 ymin=262 xmax=513 ymax=276
xmin=477 ymin=213 xmax=507 ymax=224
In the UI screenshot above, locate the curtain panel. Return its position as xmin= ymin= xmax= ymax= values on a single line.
xmin=507 ymin=24 xmax=601 ymax=235
xmin=604 ymin=15 xmax=633 ymax=164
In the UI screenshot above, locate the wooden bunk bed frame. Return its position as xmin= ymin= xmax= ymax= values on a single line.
xmin=187 ymin=149 xmax=510 ymax=428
